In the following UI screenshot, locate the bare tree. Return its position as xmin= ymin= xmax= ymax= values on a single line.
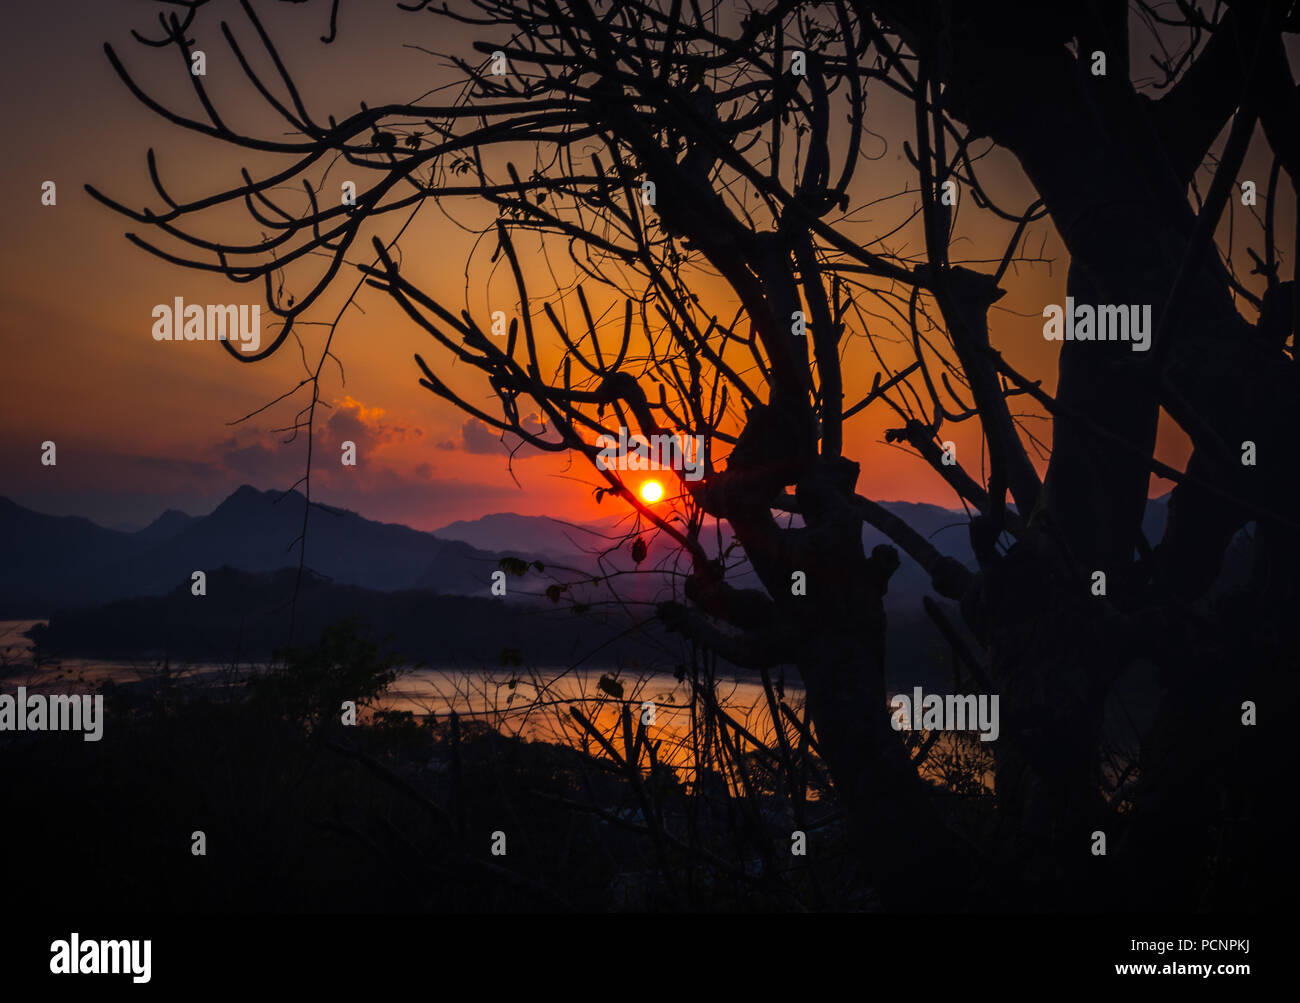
xmin=93 ymin=0 xmax=1299 ymax=910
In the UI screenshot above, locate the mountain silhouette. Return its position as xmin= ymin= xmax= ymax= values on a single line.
xmin=7 ymin=487 xmax=1249 ymax=691
xmin=0 ymin=485 xmax=541 ymax=616
xmin=132 ymin=508 xmax=199 ymax=546
xmin=434 ymin=511 xmax=627 ymax=562
xmin=3 ymin=486 xmax=1203 ymax=630
xmin=29 ymin=566 xmax=649 ymax=667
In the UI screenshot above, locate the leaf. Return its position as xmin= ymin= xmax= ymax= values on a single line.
xmin=498 ymin=556 xmax=529 ymax=577
xmin=631 ymin=536 xmax=648 ymax=564
xmin=597 ymin=673 xmax=624 ymax=699
xmin=545 ymin=584 xmax=568 ymax=604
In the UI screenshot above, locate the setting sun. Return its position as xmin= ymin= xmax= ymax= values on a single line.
xmin=640 ymin=480 xmax=664 ymax=504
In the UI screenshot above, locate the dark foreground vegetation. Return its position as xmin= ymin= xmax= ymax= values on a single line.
xmin=3 ymin=615 xmax=1279 ymax=912
xmin=1 ymin=622 xmax=879 ymax=911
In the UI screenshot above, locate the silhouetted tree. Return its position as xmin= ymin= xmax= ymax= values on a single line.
xmin=94 ymin=0 xmax=1299 ymax=910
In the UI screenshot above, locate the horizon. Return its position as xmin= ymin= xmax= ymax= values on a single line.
xmin=3 ymin=480 xmax=1182 ymax=538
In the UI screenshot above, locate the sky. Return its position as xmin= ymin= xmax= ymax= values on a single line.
xmin=0 ymin=1 xmax=1289 ymax=532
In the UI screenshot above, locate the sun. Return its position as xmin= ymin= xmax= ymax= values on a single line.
xmin=640 ymin=480 xmax=664 ymax=504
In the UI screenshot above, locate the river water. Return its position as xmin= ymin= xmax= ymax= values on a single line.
xmin=0 ymin=619 xmax=799 ymax=777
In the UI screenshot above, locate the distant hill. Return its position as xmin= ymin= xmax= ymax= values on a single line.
xmin=0 ymin=496 xmax=137 ymax=613
xmin=0 ymin=486 xmax=544 ymax=617
xmin=433 ymin=500 xmax=988 ymax=613
xmin=27 ymin=566 xmax=660 ymax=668
xmin=132 ymin=508 xmax=199 ymax=546
xmin=10 ymin=490 xmax=1241 ymax=690
xmin=434 ymin=511 xmax=626 ymax=562
xmin=1 ymin=485 xmax=1197 ymax=645
xmin=24 ymin=565 xmax=959 ymax=686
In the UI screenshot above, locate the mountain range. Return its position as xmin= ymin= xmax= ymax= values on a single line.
xmin=1 ymin=484 xmax=1186 ymax=619
xmin=0 ymin=485 xmax=545 ymax=617
xmin=7 ymin=485 xmax=1249 ymax=681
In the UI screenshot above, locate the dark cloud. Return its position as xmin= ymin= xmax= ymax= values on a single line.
xmin=456 ymin=414 xmax=549 ymax=455
xmin=218 ymin=437 xmax=303 ymax=483
xmin=459 ymin=418 xmax=506 ymax=455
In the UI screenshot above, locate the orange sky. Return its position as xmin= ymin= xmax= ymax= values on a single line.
xmin=0 ymin=2 xmax=1287 ymax=531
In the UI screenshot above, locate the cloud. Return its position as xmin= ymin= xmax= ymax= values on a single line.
xmin=322 ymin=395 xmax=423 ymax=455
xmin=209 ymin=396 xmax=430 ymax=483
xmin=218 ymin=437 xmax=300 ymax=483
xmin=455 ymin=414 xmax=549 ymax=455
xmin=0 ymin=395 xmax=550 ymax=530
xmin=0 ymin=440 xmax=222 ymax=493
xmin=459 ymin=418 xmax=505 ymax=455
